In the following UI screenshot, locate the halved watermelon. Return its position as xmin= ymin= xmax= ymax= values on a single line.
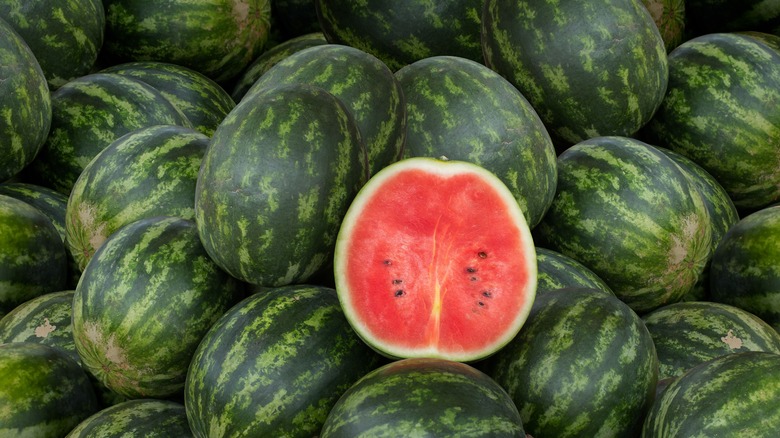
xmin=334 ymin=157 xmax=537 ymax=362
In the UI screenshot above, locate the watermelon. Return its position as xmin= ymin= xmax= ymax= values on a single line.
xmin=642 ymin=300 xmax=780 ymax=380
xmin=315 ymin=0 xmax=484 ymax=71
xmin=65 ymin=124 xmax=209 ymax=271
xmin=0 ymin=194 xmax=67 ymax=315
xmin=0 ymin=16 xmax=51 ymax=183
xmin=231 ymin=32 xmax=328 ymax=102
xmin=334 ymin=157 xmax=536 ymax=362
xmin=184 ymin=284 xmax=382 ymax=438
xmin=320 ymin=357 xmax=525 ymax=437
xmin=535 ymin=247 xmax=613 ymax=295
xmin=101 ymin=0 xmax=272 ymax=83
xmin=481 ymin=0 xmax=668 ymax=147
xmin=72 ymin=216 xmax=243 ymax=399
xmin=485 ymin=287 xmax=658 ymax=438
xmin=640 ymin=0 xmax=685 ymax=52
xmin=395 ymin=55 xmax=556 ymax=228
xmin=23 ymin=72 xmax=192 ymax=195
xmin=195 ymin=83 xmax=367 ymax=287
xmin=101 ymin=62 xmax=236 ymax=137
xmin=708 ymin=205 xmax=780 ymax=332
xmin=533 ymin=136 xmax=712 ymax=314
xmin=641 ymin=32 xmax=780 ymax=211
xmin=0 ymin=342 xmax=98 ymax=438
xmin=245 ymin=43 xmax=406 ymax=178
xmin=0 ymin=0 xmax=104 ymax=89
xmin=66 ymin=399 xmax=192 ymax=437
xmin=642 ymin=351 xmax=780 ymax=436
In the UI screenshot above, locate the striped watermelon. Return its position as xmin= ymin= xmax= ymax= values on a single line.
xmin=72 ymin=216 xmax=243 ymax=399
xmin=66 ymin=399 xmax=192 ymax=437
xmin=0 ymin=16 xmax=51 ymax=183
xmin=535 ymin=247 xmax=613 ymax=295
xmin=642 ymin=32 xmax=780 ymax=211
xmin=195 ymin=83 xmax=367 ymax=287
xmin=184 ymin=284 xmax=382 ymax=438
xmin=640 ymin=0 xmax=685 ymax=52
xmin=65 ymin=124 xmax=209 ymax=271
xmin=23 ymin=72 xmax=191 ymax=195
xmin=102 ymin=0 xmax=272 ymax=83
xmin=0 ymin=0 xmax=104 ymax=89
xmin=482 ymin=0 xmax=668 ymax=147
xmin=534 ymin=136 xmax=712 ymax=314
xmin=395 ymin=55 xmax=557 ymax=228
xmin=245 ymin=43 xmax=405 ymax=178
xmin=320 ymin=358 xmax=525 ymax=437
xmin=0 ymin=342 xmax=98 ymax=438
xmin=642 ymin=351 xmax=780 ymax=436
xmin=485 ymin=287 xmax=658 ymax=437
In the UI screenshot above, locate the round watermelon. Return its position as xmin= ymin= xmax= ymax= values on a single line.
xmin=535 ymin=247 xmax=613 ymax=295
xmin=641 ymin=0 xmax=686 ymax=52
xmin=66 ymin=399 xmax=192 ymax=437
xmin=334 ymin=157 xmax=537 ymax=362
xmin=320 ymin=357 xmax=525 ymax=437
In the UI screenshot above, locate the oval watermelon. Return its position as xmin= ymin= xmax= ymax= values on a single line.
xmin=334 ymin=157 xmax=537 ymax=362
xmin=535 ymin=247 xmax=613 ymax=295
xmin=66 ymin=399 xmax=192 ymax=437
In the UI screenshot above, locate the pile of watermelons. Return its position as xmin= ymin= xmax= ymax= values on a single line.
xmin=2 ymin=0 xmax=780 ymax=436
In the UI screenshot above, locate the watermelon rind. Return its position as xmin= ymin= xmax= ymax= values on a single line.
xmin=66 ymin=399 xmax=192 ymax=437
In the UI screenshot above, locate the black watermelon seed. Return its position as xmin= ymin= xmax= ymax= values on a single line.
xmin=394 ymin=290 xmax=405 ymax=297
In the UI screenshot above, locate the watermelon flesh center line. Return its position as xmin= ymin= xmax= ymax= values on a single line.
xmin=343 ymin=168 xmax=532 ymax=357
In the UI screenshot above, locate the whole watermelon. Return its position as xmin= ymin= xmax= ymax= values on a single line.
xmin=66 ymin=399 xmax=193 ymax=437
xmin=535 ymin=247 xmax=613 ymax=295
xmin=640 ymin=0 xmax=685 ymax=52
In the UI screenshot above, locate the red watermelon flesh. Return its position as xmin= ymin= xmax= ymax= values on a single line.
xmin=334 ymin=157 xmax=537 ymax=362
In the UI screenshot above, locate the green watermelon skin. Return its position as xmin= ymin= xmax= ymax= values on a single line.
xmin=642 ymin=301 xmax=780 ymax=380
xmin=0 ymin=194 xmax=67 ymax=315
xmin=246 ymin=43 xmax=405 ymax=178
xmin=101 ymin=62 xmax=236 ymax=137
xmin=0 ymin=16 xmax=51 ymax=183
xmin=184 ymin=284 xmax=382 ymax=438
xmin=195 ymin=83 xmax=366 ymax=287
xmin=534 ymin=136 xmax=712 ymax=314
xmin=315 ymin=0 xmax=483 ymax=71
xmin=66 ymin=124 xmax=209 ymax=271
xmin=708 ymin=205 xmax=780 ymax=332
xmin=642 ymin=351 xmax=780 ymax=437
xmin=24 ymin=72 xmax=191 ymax=195
xmin=642 ymin=32 xmax=780 ymax=211
xmin=320 ymin=357 xmax=525 ymax=437
xmin=641 ymin=0 xmax=685 ymax=52
xmin=0 ymin=0 xmax=104 ymax=90
xmin=485 ymin=287 xmax=658 ymax=438
xmin=102 ymin=0 xmax=272 ymax=83
xmin=482 ymin=0 xmax=668 ymax=147
xmin=72 ymin=216 xmax=243 ymax=399
xmin=0 ymin=342 xmax=99 ymax=438
xmin=536 ymin=247 xmax=613 ymax=295
xmin=66 ymin=399 xmax=192 ymax=437
xmin=395 ymin=55 xmax=556 ymax=228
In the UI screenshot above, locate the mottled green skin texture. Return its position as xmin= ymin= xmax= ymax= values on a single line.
xmin=640 ymin=0 xmax=685 ymax=52
xmin=0 ymin=182 xmax=81 ymax=287
xmin=316 ymin=0 xmax=483 ymax=71
xmin=0 ymin=0 xmax=104 ymax=89
xmin=643 ymin=32 xmax=780 ymax=211
xmin=685 ymin=0 xmax=780 ymax=36
xmin=66 ymin=399 xmax=193 ymax=437
xmin=25 ymin=73 xmax=191 ymax=195
xmin=66 ymin=125 xmax=209 ymax=271
xmin=482 ymin=0 xmax=668 ymax=147
xmin=231 ymin=32 xmax=328 ymax=102
xmin=247 ymin=44 xmax=405 ymax=178
xmin=195 ymin=84 xmax=366 ymax=287
xmin=185 ymin=285 xmax=382 ymax=438
xmin=321 ymin=358 xmax=523 ymax=437
xmin=101 ymin=62 xmax=236 ymax=137
xmin=535 ymin=247 xmax=613 ymax=295
xmin=102 ymin=0 xmax=272 ymax=83
xmin=0 ymin=195 xmax=67 ymax=314
xmin=395 ymin=55 xmax=556 ymax=228
xmin=0 ymin=342 xmax=98 ymax=438
xmin=642 ymin=351 xmax=780 ymax=437
xmin=0 ymin=17 xmax=51 ymax=183
xmin=534 ymin=136 xmax=712 ymax=314
xmin=709 ymin=205 xmax=780 ymax=332
xmin=642 ymin=301 xmax=780 ymax=380
xmin=72 ymin=217 xmax=243 ymax=399
xmin=486 ymin=288 xmax=658 ymax=438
